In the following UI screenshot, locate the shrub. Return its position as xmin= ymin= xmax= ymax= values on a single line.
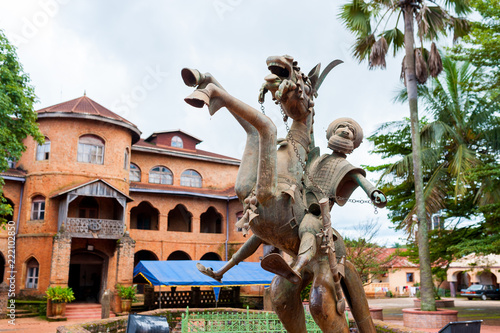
xmin=45 ymin=286 xmax=75 ymax=303
xmin=117 ymin=284 xmax=137 ymax=301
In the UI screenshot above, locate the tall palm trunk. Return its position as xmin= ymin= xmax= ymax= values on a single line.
xmin=403 ymin=5 xmax=436 ymax=312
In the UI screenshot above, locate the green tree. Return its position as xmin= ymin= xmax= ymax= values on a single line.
xmin=451 ymin=0 xmax=500 ymax=93
xmin=389 ymin=56 xmax=500 ymax=225
xmin=339 ymin=0 xmax=472 ymax=311
xmin=344 ymin=219 xmax=397 ymax=285
xmin=368 ymin=57 xmax=500 ymax=279
xmin=0 ymin=29 xmax=44 ymax=223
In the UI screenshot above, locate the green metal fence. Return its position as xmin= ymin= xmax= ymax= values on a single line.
xmin=180 ymin=307 xmax=323 ymax=332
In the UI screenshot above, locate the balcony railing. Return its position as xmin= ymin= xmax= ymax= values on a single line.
xmin=65 ymin=218 xmax=125 ymax=239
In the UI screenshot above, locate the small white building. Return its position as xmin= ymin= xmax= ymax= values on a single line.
xmin=446 ymin=253 xmax=500 ymax=297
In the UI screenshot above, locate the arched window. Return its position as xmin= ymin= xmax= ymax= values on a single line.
xmin=130 ymin=202 xmax=159 ymax=230
xmin=36 ymin=137 xmax=51 ymax=161
xmin=130 ymin=163 xmax=141 ymax=182
xmin=134 ymin=250 xmax=159 ymax=267
xmin=168 ymin=204 xmax=192 ymax=232
xmin=31 ymin=195 xmax=45 ymax=220
xmin=167 ymin=251 xmax=191 ymax=260
xmin=171 ymin=136 xmax=183 ymax=148
xmin=149 ymin=166 xmax=173 ymax=185
xmin=180 ymin=169 xmax=202 ymax=188
xmin=124 ymin=148 xmax=129 ymax=169
xmin=25 ymin=257 xmax=39 ymax=289
xmin=200 ymin=207 xmax=222 ymax=234
xmin=200 ymin=252 xmax=222 ymax=261
xmin=78 ymin=134 xmax=105 ymax=164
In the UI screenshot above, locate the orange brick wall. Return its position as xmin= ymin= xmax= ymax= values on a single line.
xmin=130 ymin=150 xmax=238 ymax=190
xmin=1 ymin=109 xmax=265 ymax=299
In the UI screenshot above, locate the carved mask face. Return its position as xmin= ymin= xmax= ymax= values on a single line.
xmin=326 ymin=118 xmax=363 ymax=154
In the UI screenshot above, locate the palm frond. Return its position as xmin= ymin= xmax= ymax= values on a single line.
xmin=416 ymin=4 xmax=449 ymax=41
xmin=400 ymin=55 xmax=406 ymax=85
xmin=442 ymin=0 xmax=473 ymax=16
xmin=449 ymin=144 xmax=481 ymax=197
xmin=382 ymin=27 xmax=404 ymax=57
xmin=339 ymin=1 xmax=373 ymax=36
xmin=415 ymin=48 xmax=429 ymax=84
xmin=369 ymin=37 xmax=388 ymax=68
xmin=428 ymin=42 xmax=443 ymax=78
xmin=449 ymin=16 xmax=471 ymax=42
xmin=353 ymin=33 xmax=376 ymax=61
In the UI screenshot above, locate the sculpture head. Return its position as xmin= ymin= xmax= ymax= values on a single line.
xmin=326 ymin=118 xmax=363 ymax=155
xmin=261 ymin=55 xmax=316 ymax=122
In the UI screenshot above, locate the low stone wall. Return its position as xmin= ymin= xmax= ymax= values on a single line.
xmin=57 ymin=307 xmax=428 ymax=333
xmin=402 ymin=308 xmax=458 ymax=329
xmin=56 ymin=308 xmax=186 ymax=333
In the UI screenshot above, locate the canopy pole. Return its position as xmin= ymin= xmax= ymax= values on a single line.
xmin=158 ymin=286 xmax=162 ymax=309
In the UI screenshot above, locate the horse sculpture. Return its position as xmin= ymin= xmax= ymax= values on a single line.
xmin=181 ymin=55 xmax=386 ymax=333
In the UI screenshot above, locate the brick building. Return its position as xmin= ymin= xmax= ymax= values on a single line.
xmin=0 ymin=95 xmax=261 ymax=303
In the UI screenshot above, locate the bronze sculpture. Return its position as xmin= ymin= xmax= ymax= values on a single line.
xmin=182 ymin=55 xmax=386 ymax=333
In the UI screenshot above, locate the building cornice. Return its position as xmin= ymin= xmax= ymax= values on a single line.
xmin=131 ymin=145 xmax=240 ymax=166
xmin=1 ymin=175 xmax=26 ymax=182
xmin=129 ymin=187 xmax=238 ymax=201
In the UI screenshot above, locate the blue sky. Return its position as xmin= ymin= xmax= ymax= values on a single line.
xmin=0 ymin=0 xmax=433 ymax=245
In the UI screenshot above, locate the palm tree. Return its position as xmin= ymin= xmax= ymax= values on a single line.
xmin=388 ymin=56 xmax=499 ymax=227
xmin=339 ymin=0 xmax=471 ymax=311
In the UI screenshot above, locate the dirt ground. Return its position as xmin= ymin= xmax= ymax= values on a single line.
xmin=1 ymin=297 xmax=499 ymax=332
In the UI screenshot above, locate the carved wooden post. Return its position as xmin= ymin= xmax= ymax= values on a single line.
xmin=191 ymin=287 xmax=200 ymax=308
xmin=0 ymin=282 xmax=8 ymax=319
xmin=101 ymin=289 xmax=111 ymax=319
xmin=114 ymin=231 xmax=135 ymax=312
xmin=144 ymin=285 xmax=155 ymax=310
xmin=49 ymin=231 xmax=72 ymax=286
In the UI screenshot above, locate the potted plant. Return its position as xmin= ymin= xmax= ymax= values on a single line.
xmin=45 ymin=286 xmax=75 ymax=318
xmin=117 ymin=284 xmax=137 ymax=313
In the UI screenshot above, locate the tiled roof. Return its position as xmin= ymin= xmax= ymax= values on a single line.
xmin=37 ymin=95 xmax=141 ymax=143
xmin=50 ymin=178 xmax=133 ymax=201
xmin=378 ymin=248 xmax=418 ymax=268
xmin=38 ymin=95 xmax=134 ymax=124
xmin=146 ymin=129 xmax=203 ymax=144
xmin=130 ymin=182 xmax=238 ymax=200
xmin=1 ymin=168 xmax=27 ymax=179
xmin=133 ymin=139 xmax=240 ymax=164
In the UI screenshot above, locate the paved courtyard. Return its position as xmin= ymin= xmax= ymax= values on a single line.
xmin=368 ymin=297 xmax=500 ymax=332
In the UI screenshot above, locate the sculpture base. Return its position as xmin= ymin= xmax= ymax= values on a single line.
xmin=402 ymin=308 xmax=458 ymax=329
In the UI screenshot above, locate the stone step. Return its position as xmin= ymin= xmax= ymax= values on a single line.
xmin=65 ymin=303 xmax=115 ymax=319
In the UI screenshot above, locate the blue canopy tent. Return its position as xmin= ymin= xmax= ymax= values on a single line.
xmin=133 ymin=260 xmax=275 ymax=287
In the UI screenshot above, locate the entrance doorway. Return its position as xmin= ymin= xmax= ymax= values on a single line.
xmin=68 ymin=251 xmax=106 ymax=303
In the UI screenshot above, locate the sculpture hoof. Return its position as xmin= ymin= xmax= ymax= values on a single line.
xmin=185 ymin=89 xmax=210 ymax=108
xmin=196 ymin=263 xmax=222 ymax=282
xmin=261 ymin=253 xmax=302 ymax=285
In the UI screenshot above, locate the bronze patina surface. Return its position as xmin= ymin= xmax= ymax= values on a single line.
xmin=182 ymin=56 xmax=386 ymax=333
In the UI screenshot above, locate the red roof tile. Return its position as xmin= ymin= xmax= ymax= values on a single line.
xmin=377 ymin=248 xmax=418 ymax=268
xmin=1 ymin=169 xmax=27 ymax=178
xmin=133 ymin=139 xmax=240 ymax=163
xmin=37 ymin=95 xmax=137 ymax=127
xmin=37 ymin=95 xmax=141 ymax=143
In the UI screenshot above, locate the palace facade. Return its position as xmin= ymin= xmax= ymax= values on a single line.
xmin=0 ymin=95 xmax=260 ymax=302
